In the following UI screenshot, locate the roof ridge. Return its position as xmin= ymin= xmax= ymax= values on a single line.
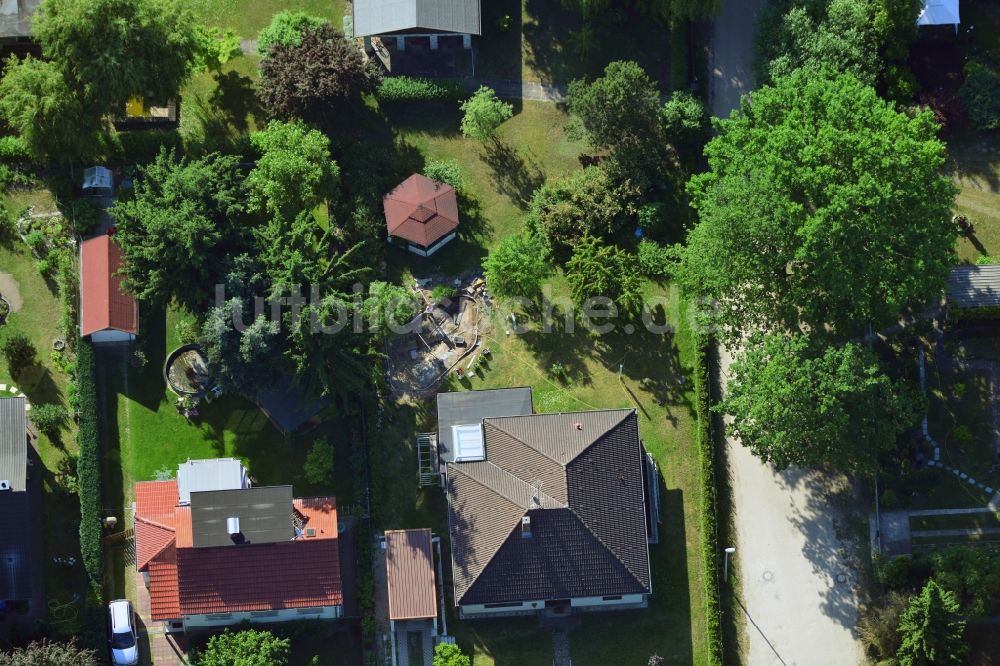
xmin=485 ymin=409 xmax=635 ymax=466
xmin=135 ymin=514 xmax=176 ymax=533
xmin=455 ymin=458 xmax=565 ymax=509
xmin=482 ymin=419 xmax=563 ymax=467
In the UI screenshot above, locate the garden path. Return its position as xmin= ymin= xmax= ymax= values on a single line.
xmin=0 ymin=271 xmax=23 ymax=312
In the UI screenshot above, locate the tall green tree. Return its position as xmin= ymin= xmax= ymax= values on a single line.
xmin=567 ymin=61 xmax=661 ymax=153
xmin=559 ymin=0 xmax=719 ymax=20
xmin=0 ymin=56 xmax=100 ymax=162
xmin=483 ymin=232 xmax=551 ymax=306
xmin=363 ymin=281 xmax=420 ymax=340
xmin=565 ymin=235 xmax=644 ymax=318
xmin=677 ymin=70 xmax=956 ymax=341
xmin=259 ymin=23 xmax=380 ymax=124
xmin=247 ymin=119 xmax=339 ymax=220
xmin=34 ymin=0 xmax=199 ymax=115
xmin=459 ymin=87 xmax=513 ymax=142
xmin=526 ymin=166 xmax=637 ymax=258
xmin=195 ymin=629 xmax=289 ymax=666
xmin=201 ymin=300 xmax=280 ymax=394
xmin=566 ymin=60 xmax=675 ymax=190
xmin=718 ymin=334 xmax=923 ymax=474
xmin=110 ymin=150 xmax=246 ymax=308
xmin=897 ymin=581 xmax=967 ymax=666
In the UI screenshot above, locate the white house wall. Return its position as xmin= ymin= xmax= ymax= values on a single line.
xmin=180 ymin=605 xmax=341 ymax=630
xmin=459 ymin=593 xmax=648 ymax=618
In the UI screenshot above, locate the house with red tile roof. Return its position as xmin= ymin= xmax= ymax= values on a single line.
xmin=80 ymin=234 xmax=138 ymax=344
xmin=134 ymin=459 xmax=342 ymax=632
xmin=384 ymin=174 xmax=459 ymax=257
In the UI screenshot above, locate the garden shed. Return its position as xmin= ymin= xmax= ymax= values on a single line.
xmin=80 ymin=234 xmax=138 ymax=344
xmin=947 ymin=264 xmax=1000 ymax=311
xmin=384 ymin=174 xmax=459 ymax=257
xmin=918 ymin=0 xmax=959 ymax=29
xmin=81 ymin=166 xmax=113 ymax=194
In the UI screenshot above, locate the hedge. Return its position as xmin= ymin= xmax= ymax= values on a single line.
xmin=670 ymin=21 xmax=689 ymax=92
xmin=692 ymin=336 xmax=724 ymax=666
xmin=75 ymin=337 xmax=103 ymax=597
xmin=375 ymin=76 xmax=466 ymax=104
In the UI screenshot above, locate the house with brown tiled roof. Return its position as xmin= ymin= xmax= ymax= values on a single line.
xmin=438 ymin=389 xmax=655 ymax=619
xmin=134 ymin=459 xmax=342 ymax=633
xmin=384 ymin=528 xmax=441 ymax=666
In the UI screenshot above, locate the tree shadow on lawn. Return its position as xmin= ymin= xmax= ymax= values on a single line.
xmin=570 ymin=487 xmax=693 ymax=665
xmin=521 ymin=0 xmax=670 ymax=88
xmin=480 ymin=139 xmax=544 ymax=210
xmin=209 ymin=69 xmax=264 ymax=135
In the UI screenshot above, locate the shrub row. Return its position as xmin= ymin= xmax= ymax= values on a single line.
xmin=75 ymin=337 xmax=103 ymax=597
xmin=692 ymin=336 xmax=724 ymax=666
xmin=375 ymin=76 xmax=466 ymax=104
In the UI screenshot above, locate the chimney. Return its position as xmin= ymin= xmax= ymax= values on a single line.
xmin=0 ymin=480 xmax=10 ymax=491
xmin=521 ymin=515 xmax=532 ymax=539
xmin=227 ymin=516 xmax=245 ymax=544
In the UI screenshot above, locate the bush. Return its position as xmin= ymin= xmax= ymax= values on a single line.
xmin=303 ymin=439 xmax=335 ymax=486
xmin=960 ymin=63 xmax=1000 ymax=131
xmin=637 ymin=240 xmax=672 ymax=280
xmin=0 ymin=638 xmax=100 ymax=665
xmin=858 ymin=591 xmax=909 ymax=664
xmin=31 ymin=403 xmax=66 ymax=437
xmin=56 ymin=453 xmax=79 ymax=495
xmin=75 ymin=338 xmax=103 ymax=597
xmin=2 ymin=332 xmax=37 ymax=376
xmin=23 ymin=229 xmax=47 ymax=255
xmin=376 ymin=76 xmax=466 ymax=104
xmin=117 ymin=129 xmax=183 ymax=160
xmin=637 ymin=202 xmax=670 ymax=237
xmin=258 ymin=10 xmax=327 ymax=57
xmin=952 ymin=425 xmax=973 ymax=447
xmin=423 ymin=159 xmax=464 ymax=189
xmin=660 ymin=90 xmax=707 ymax=147
xmin=879 ymin=488 xmax=900 ymax=510
xmin=433 ymin=643 xmax=471 ymax=666
xmin=0 ymin=135 xmax=30 ymax=162
xmin=952 ymin=382 xmax=967 ymax=400
xmin=431 ymin=284 xmax=457 ymax=302
xmin=195 ymin=628 xmax=290 ymax=666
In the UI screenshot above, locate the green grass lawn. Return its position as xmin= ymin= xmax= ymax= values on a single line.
xmin=188 ymin=0 xmax=347 ymax=39
xmin=0 ymin=207 xmax=87 ymax=638
xmin=478 ymin=0 xmax=672 ymax=86
xmin=950 ymin=132 xmax=1000 ymax=264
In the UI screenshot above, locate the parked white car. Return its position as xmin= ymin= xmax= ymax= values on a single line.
xmin=107 ymin=599 xmax=139 ymax=665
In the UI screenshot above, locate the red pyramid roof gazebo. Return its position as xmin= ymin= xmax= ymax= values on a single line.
xmin=383 ymin=174 xmax=459 ymax=257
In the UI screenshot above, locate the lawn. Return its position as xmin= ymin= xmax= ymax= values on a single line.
xmin=477 ymin=0 xmax=673 ymax=87
xmin=0 ymin=199 xmax=88 ymax=639
xmin=188 ymin=0 xmax=347 ymax=39
xmin=384 ymin=100 xmax=586 ymax=275
xmin=950 ymin=132 xmax=1000 ymax=264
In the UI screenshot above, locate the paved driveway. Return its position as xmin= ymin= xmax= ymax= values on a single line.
xmin=720 ymin=348 xmax=864 ymax=665
xmin=709 ymin=0 xmax=765 ymax=119
xmin=708 ymin=2 xmax=866 ymax=663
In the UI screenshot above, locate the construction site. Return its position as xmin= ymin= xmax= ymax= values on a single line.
xmin=385 ymin=272 xmax=492 ymax=399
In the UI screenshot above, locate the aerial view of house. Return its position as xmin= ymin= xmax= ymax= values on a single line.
xmin=134 ymin=459 xmax=342 ymax=634
xmin=0 ymin=397 xmax=41 ymax=616
xmin=1 ymin=0 xmax=999 ymax=663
